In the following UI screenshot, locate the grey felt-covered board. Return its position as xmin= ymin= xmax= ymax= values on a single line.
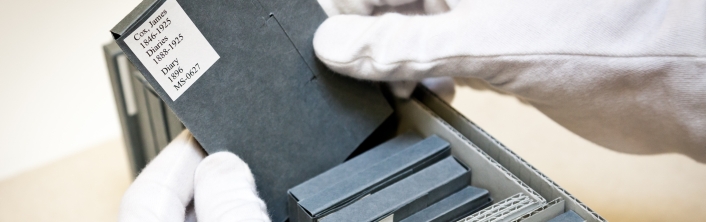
xmin=298 ymin=135 xmax=451 ymax=217
xmin=110 ymin=0 xmax=392 ymax=221
xmin=400 ymin=186 xmax=491 ymax=222
xmin=320 ymin=157 xmax=470 ymax=222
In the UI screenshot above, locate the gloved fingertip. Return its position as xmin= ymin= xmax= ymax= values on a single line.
xmin=316 ymin=0 xmax=373 ymax=16
xmin=195 ymin=152 xmax=255 ymax=187
xmin=315 ymin=12 xmax=448 ymax=81
xmin=444 ymin=0 xmax=461 ymax=9
xmin=119 ymin=129 xmax=204 ymax=222
xmin=313 ymin=14 xmax=369 ymax=61
xmin=317 ymin=0 xmax=341 ymax=16
xmin=194 ymin=152 xmax=270 ymax=221
xmin=421 ymin=77 xmax=456 ymax=102
xmin=424 ymin=0 xmax=450 ymax=14
xmin=388 ymin=81 xmax=418 ymax=99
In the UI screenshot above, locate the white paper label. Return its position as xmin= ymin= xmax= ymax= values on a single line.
xmin=125 ymin=0 xmax=219 ymax=101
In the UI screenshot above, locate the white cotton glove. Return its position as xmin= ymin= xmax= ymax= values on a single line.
xmin=313 ymin=0 xmax=706 ymax=162
xmin=318 ymin=0 xmax=458 ymax=100
xmin=118 ymin=130 xmax=270 ymax=222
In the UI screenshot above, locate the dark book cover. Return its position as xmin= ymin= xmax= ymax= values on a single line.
xmin=110 ymin=0 xmax=392 ymax=220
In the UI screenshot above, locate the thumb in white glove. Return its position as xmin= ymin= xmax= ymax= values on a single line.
xmin=118 ymin=130 xmax=270 ymax=222
xmin=313 ymin=0 xmax=706 ymax=162
xmin=194 ymin=151 xmax=270 ymax=221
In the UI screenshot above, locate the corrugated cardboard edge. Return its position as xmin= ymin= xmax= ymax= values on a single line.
xmin=459 ymin=193 xmax=535 ymax=222
xmin=510 ymin=198 xmax=566 ymax=222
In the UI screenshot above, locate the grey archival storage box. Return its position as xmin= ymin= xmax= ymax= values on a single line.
xmin=104 ymin=43 xmax=185 ymax=177
xmin=104 ymin=40 xmax=604 ymax=221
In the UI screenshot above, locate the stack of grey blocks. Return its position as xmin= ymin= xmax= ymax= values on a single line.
xmin=288 ymin=134 xmax=492 ymax=222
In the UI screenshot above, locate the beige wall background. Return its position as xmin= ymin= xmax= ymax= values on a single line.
xmin=0 ymin=0 xmax=704 ymax=221
xmin=0 ymin=0 xmax=140 ymax=180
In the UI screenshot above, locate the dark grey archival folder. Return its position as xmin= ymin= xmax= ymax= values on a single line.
xmin=289 ymin=134 xmax=451 ymax=221
xmin=110 ymin=0 xmax=392 ymax=221
xmin=288 ymin=132 xmax=425 ymax=201
xmin=320 ymin=157 xmax=470 ymax=222
xmin=401 ymin=186 xmax=492 ymax=222
xmin=548 ymin=210 xmax=586 ymax=222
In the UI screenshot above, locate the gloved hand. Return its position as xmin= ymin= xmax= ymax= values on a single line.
xmin=317 ymin=0 xmax=458 ymax=101
xmin=314 ymin=0 xmax=706 ymax=162
xmin=118 ymin=130 xmax=270 ymax=222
